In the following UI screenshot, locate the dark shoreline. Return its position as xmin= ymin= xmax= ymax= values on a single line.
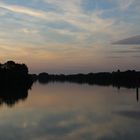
xmin=1 ymin=61 xmax=140 ymax=89
xmin=0 ymin=61 xmax=140 ymax=105
xmin=37 ymin=70 xmax=140 ymax=89
xmin=37 ymin=70 xmax=140 ymax=102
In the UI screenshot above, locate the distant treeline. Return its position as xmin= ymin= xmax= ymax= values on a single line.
xmin=0 ymin=60 xmax=140 ymax=105
xmin=1 ymin=61 xmax=139 ymax=89
xmin=38 ymin=70 xmax=140 ymax=88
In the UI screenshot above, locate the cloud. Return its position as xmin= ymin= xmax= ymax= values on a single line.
xmin=119 ymin=0 xmax=135 ymax=10
xmin=0 ymin=2 xmax=45 ymax=18
xmin=0 ymin=1 xmax=116 ymax=39
xmin=20 ymin=28 xmax=38 ymax=34
xmin=113 ymin=35 xmax=140 ymax=45
xmin=43 ymin=0 xmax=82 ymax=13
xmin=0 ymin=0 xmax=140 ymax=73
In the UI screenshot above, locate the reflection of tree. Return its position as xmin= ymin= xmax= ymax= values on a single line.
xmin=0 ymin=61 xmax=34 ymax=107
xmin=38 ymin=71 xmax=140 ymax=102
xmin=0 ymin=87 xmax=28 ymax=107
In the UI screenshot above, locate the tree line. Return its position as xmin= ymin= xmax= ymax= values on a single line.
xmin=38 ymin=70 xmax=140 ymax=88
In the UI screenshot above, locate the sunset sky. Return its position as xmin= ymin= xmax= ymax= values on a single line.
xmin=0 ymin=0 xmax=140 ymax=73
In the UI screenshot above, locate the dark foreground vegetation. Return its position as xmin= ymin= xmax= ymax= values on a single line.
xmin=38 ymin=70 xmax=140 ymax=89
xmin=0 ymin=61 xmax=34 ymax=106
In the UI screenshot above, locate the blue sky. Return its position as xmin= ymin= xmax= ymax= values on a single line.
xmin=0 ymin=0 xmax=140 ymax=73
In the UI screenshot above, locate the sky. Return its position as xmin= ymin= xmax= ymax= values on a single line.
xmin=0 ymin=0 xmax=140 ymax=74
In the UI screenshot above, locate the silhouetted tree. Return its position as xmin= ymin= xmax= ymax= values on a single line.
xmin=0 ymin=61 xmax=34 ymax=106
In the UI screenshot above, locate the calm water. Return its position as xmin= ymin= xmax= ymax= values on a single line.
xmin=0 ymin=82 xmax=140 ymax=140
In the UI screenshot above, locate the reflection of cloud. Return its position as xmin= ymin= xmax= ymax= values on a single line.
xmin=113 ymin=35 xmax=140 ymax=45
xmin=116 ymin=110 xmax=140 ymax=120
xmin=0 ymin=86 xmax=140 ymax=140
xmin=132 ymin=55 xmax=140 ymax=58
xmin=111 ymin=50 xmax=140 ymax=53
xmin=106 ymin=56 xmax=122 ymax=59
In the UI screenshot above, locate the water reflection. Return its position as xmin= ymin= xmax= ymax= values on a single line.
xmin=0 ymin=82 xmax=139 ymax=140
xmin=39 ymin=81 xmax=140 ymax=102
xmin=136 ymin=88 xmax=139 ymax=102
xmin=0 ymin=84 xmax=32 ymax=107
xmin=117 ymin=87 xmax=139 ymax=102
xmin=117 ymin=110 xmax=140 ymax=120
xmin=0 ymin=81 xmax=139 ymax=107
